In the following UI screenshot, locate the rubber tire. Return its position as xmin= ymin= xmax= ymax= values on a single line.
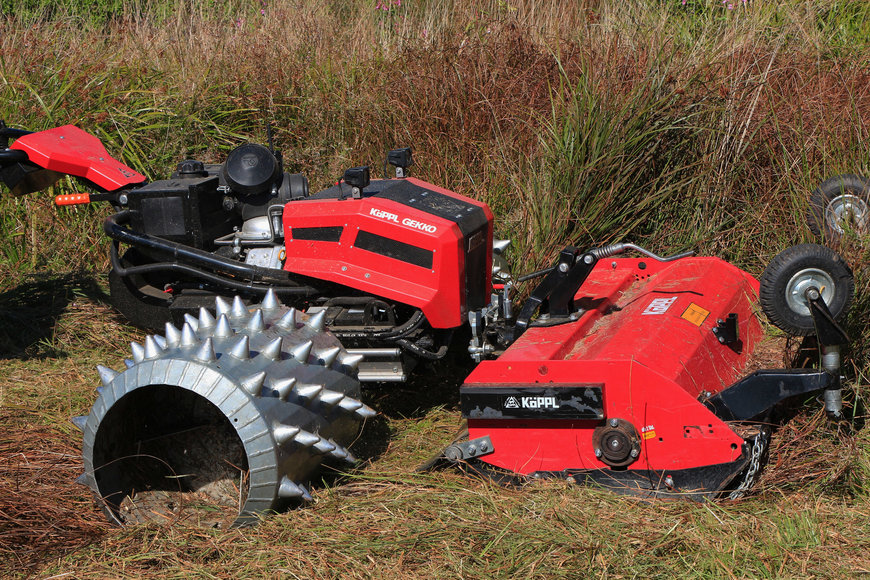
xmin=807 ymin=173 xmax=870 ymax=241
xmin=759 ymin=244 xmax=854 ymax=336
xmin=108 ymin=248 xmax=175 ymax=330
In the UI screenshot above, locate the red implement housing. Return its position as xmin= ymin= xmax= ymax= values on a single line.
xmin=282 ymin=177 xmax=493 ymax=329
xmin=462 ymin=255 xmax=764 ymax=495
xmin=10 ymin=125 xmax=145 ymax=191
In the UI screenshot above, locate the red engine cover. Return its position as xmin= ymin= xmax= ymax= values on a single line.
xmin=282 ymin=177 xmax=493 ymax=329
xmin=10 ymin=125 xmax=145 ymax=191
xmin=464 ymin=255 xmax=763 ymax=476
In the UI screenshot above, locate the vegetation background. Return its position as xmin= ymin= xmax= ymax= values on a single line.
xmin=1 ymin=0 xmax=869 ymax=576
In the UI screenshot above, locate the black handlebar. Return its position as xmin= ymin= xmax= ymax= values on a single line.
xmin=0 ymin=120 xmax=33 ymax=163
xmin=0 ymin=149 xmax=28 ymax=165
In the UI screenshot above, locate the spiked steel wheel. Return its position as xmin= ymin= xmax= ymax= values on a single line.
xmin=74 ymin=290 xmax=374 ymax=527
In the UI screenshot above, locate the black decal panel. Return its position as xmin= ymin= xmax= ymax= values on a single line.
xmin=460 ymin=384 xmax=604 ymax=420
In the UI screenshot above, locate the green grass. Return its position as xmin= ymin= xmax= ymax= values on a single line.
xmin=1 ymin=0 xmax=869 ymax=577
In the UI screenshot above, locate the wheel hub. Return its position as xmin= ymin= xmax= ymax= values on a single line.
xmin=785 ymin=267 xmax=835 ymax=317
xmin=826 ymin=194 xmax=869 ymax=234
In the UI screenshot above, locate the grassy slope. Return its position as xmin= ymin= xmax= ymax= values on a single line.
xmin=1 ymin=0 xmax=869 ymax=577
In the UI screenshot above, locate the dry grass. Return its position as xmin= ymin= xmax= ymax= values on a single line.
xmin=0 ymin=287 xmax=866 ymax=578
xmin=0 ymin=425 xmax=112 ymax=574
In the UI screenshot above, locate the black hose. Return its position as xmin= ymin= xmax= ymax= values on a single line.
xmin=105 ymin=211 xmax=319 ymax=295
xmin=109 ymin=243 xmax=317 ymax=296
xmin=332 ymin=310 xmax=426 ymax=341
xmin=105 ymin=211 xmax=294 ymax=280
xmin=396 ymin=338 xmax=449 ymax=360
xmin=0 ymin=125 xmax=32 ymax=139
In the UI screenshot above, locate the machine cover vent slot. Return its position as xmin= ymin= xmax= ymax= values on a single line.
xmin=292 ymin=226 xmax=343 ymax=242
xmin=354 ymin=230 xmax=433 ymax=269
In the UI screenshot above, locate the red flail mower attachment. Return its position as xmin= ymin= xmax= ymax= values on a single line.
xmin=451 ymin=244 xmax=853 ymax=499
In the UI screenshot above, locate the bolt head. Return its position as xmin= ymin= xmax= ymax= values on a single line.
xmin=558 ymin=263 xmax=569 ymax=272
xmin=467 ymin=445 xmax=477 ymax=456
xmin=594 ymin=448 xmax=602 ymax=458
xmin=609 ymin=418 xmax=619 ymax=428
xmin=664 ymin=475 xmax=674 ymax=487
xmin=630 ymin=448 xmax=639 ymax=458
xmin=444 ymin=447 xmax=461 ymax=461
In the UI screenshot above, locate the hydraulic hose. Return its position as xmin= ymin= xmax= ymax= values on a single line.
xmin=516 ymin=243 xmax=694 ymax=283
xmin=105 ymin=211 xmax=319 ymax=296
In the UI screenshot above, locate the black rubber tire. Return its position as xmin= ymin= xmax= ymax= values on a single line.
xmin=108 ymin=248 xmax=175 ymax=330
xmin=807 ymin=173 xmax=870 ymax=241
xmin=759 ymin=244 xmax=854 ymax=336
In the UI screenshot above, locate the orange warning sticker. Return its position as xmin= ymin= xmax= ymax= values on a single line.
xmin=681 ymin=303 xmax=710 ymax=326
xmin=642 ymin=430 xmax=656 ymax=440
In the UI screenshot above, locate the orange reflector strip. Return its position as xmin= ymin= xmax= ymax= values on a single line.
xmin=55 ymin=193 xmax=91 ymax=205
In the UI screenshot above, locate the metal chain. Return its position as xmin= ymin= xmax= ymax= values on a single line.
xmin=728 ymin=426 xmax=770 ymax=500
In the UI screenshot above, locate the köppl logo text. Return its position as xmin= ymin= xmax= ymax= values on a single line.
xmin=505 ymin=396 xmax=559 ymax=410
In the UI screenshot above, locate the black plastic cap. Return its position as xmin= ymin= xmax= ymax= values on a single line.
xmin=177 ymin=159 xmax=207 ymax=176
xmin=221 ymin=144 xmax=280 ymax=196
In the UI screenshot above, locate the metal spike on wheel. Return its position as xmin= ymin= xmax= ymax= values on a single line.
xmin=76 ymin=291 xmax=372 ymax=527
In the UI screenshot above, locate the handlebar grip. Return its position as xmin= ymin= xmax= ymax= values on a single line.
xmin=55 ymin=193 xmax=91 ymax=205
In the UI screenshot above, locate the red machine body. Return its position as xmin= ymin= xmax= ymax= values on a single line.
xmin=10 ymin=125 xmax=145 ymax=191
xmin=282 ymin=177 xmax=494 ymax=329
xmin=462 ymin=255 xmax=763 ymax=488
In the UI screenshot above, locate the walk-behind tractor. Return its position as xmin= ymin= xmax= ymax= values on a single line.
xmin=0 ymin=123 xmax=857 ymax=526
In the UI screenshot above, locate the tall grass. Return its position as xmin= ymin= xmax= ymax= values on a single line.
xmin=511 ymin=50 xmax=714 ymax=261
xmin=0 ymin=2 xmax=866 ymax=322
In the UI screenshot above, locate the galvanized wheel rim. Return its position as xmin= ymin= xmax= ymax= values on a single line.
xmin=826 ymin=194 xmax=869 ymax=234
xmin=785 ymin=267 xmax=835 ymax=317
